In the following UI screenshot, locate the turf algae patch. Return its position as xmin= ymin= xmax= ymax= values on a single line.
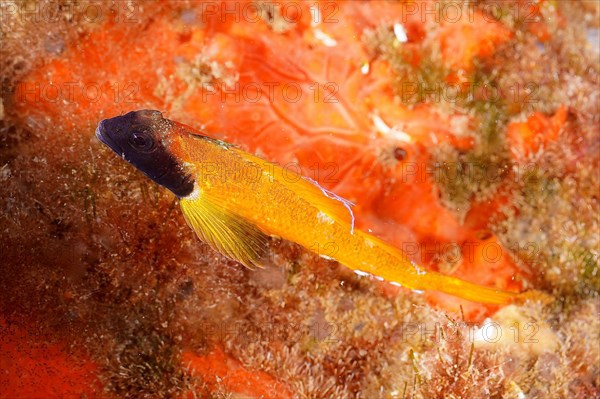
xmin=495 ymin=141 xmax=600 ymax=298
xmin=477 ymin=0 xmax=600 ymax=300
xmin=0 ymin=117 xmax=205 ymax=396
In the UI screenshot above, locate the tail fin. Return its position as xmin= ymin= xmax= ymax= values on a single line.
xmin=349 ymin=229 xmax=553 ymax=305
xmin=423 ymin=272 xmax=554 ymax=305
xmin=423 ymin=273 xmax=519 ymax=304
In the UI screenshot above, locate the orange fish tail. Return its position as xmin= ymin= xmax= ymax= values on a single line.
xmin=418 ymin=272 xmax=519 ymax=305
xmin=347 ymin=231 xmax=521 ymax=305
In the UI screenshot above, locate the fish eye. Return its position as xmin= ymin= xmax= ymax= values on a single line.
xmin=128 ymin=130 xmax=155 ymax=152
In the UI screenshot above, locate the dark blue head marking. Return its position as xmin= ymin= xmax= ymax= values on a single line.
xmin=96 ymin=110 xmax=194 ymax=198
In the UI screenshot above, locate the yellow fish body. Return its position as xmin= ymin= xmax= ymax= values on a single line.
xmin=96 ymin=110 xmax=539 ymax=305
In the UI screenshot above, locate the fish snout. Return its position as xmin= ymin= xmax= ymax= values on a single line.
xmin=95 ymin=118 xmax=123 ymax=156
xmin=95 ymin=119 xmax=106 ymax=141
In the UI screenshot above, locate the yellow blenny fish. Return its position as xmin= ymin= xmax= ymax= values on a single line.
xmin=96 ymin=110 xmax=540 ymax=305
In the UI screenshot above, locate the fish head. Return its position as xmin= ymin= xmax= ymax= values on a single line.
xmin=96 ymin=110 xmax=194 ymax=197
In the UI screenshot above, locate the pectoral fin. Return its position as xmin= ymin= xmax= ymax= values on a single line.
xmin=179 ymin=190 xmax=269 ymax=269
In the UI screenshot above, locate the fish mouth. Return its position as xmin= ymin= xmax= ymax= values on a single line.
xmin=96 ymin=120 xmax=124 ymax=156
xmin=153 ymin=168 xmax=170 ymax=180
